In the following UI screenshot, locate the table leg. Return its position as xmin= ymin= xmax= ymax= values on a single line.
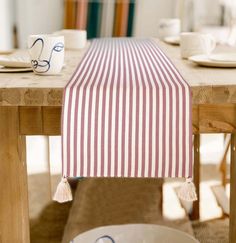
xmin=230 ymin=133 xmax=236 ymax=242
xmin=190 ymin=134 xmax=200 ymax=220
xmin=0 ymin=107 xmax=30 ymax=243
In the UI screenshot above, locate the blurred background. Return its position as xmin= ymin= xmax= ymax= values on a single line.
xmin=1 ymin=0 xmax=236 ymax=49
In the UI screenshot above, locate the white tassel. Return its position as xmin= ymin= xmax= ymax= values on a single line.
xmin=178 ymin=178 xmax=197 ymax=202
xmin=53 ymin=177 xmax=72 ymax=203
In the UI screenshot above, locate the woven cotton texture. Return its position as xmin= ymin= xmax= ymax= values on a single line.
xmin=62 ymin=38 xmax=192 ymax=178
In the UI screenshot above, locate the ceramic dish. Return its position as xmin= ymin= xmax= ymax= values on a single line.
xmin=0 ymin=55 xmax=31 ymax=68
xmin=189 ymin=54 xmax=236 ymax=68
xmin=0 ymin=50 xmax=14 ymax=55
xmin=209 ymin=53 xmax=236 ymax=62
xmin=71 ymin=224 xmax=199 ymax=243
xmin=0 ymin=66 xmax=32 ymax=73
xmin=163 ymin=36 xmax=180 ymax=45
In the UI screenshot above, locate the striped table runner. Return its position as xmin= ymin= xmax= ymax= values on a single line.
xmin=61 ymin=38 xmax=192 ymax=179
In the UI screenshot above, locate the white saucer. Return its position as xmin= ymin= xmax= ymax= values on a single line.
xmin=0 ymin=66 xmax=33 ymax=73
xmin=0 ymin=50 xmax=14 ymax=55
xmin=189 ymin=54 xmax=236 ymax=68
xmin=209 ymin=53 xmax=236 ymax=62
xmin=0 ymin=55 xmax=31 ymax=68
xmin=163 ymin=36 xmax=180 ymax=45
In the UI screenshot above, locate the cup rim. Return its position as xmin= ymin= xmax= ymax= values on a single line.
xmin=28 ymin=34 xmax=64 ymax=39
xmin=57 ymin=29 xmax=87 ymax=33
xmin=159 ymin=18 xmax=180 ymax=22
xmin=180 ymin=32 xmax=212 ymax=37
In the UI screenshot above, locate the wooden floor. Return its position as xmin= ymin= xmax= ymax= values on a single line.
xmin=28 ymin=164 xmax=229 ymax=243
xmin=192 ymin=218 xmax=229 ymax=243
xmin=28 ymin=174 xmax=71 ymax=243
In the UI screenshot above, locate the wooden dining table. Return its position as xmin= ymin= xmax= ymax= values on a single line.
xmin=0 ymin=40 xmax=236 ymax=243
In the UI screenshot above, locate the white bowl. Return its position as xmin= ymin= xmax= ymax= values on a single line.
xmin=71 ymin=224 xmax=199 ymax=243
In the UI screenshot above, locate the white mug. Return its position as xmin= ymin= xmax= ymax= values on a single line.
xmin=28 ymin=34 xmax=64 ymax=75
xmin=158 ymin=18 xmax=181 ymax=39
xmin=180 ymin=32 xmax=216 ymax=59
xmin=54 ymin=29 xmax=87 ymax=49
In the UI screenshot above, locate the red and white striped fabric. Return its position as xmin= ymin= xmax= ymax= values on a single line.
xmin=62 ymin=38 xmax=192 ymax=179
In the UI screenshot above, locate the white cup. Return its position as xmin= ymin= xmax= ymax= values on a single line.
xmin=54 ymin=29 xmax=87 ymax=49
xmin=158 ymin=18 xmax=181 ymax=39
xmin=180 ymin=32 xmax=216 ymax=59
xmin=28 ymin=34 xmax=64 ymax=75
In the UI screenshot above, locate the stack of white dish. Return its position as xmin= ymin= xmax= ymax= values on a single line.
xmin=0 ymin=52 xmax=32 ymax=73
xmin=189 ymin=53 xmax=236 ymax=68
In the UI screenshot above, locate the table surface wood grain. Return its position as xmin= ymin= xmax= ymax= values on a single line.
xmin=0 ymin=39 xmax=236 ymax=106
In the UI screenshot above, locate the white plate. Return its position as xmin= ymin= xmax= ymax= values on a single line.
xmin=0 ymin=66 xmax=33 ymax=73
xmin=0 ymin=50 xmax=14 ymax=55
xmin=72 ymin=224 xmax=199 ymax=243
xmin=189 ymin=54 xmax=236 ymax=68
xmin=0 ymin=54 xmax=31 ymax=68
xmin=163 ymin=36 xmax=180 ymax=45
xmin=209 ymin=53 xmax=236 ymax=62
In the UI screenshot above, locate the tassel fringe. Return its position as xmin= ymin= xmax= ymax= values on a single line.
xmin=178 ymin=178 xmax=197 ymax=202
xmin=53 ymin=177 xmax=73 ymax=203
